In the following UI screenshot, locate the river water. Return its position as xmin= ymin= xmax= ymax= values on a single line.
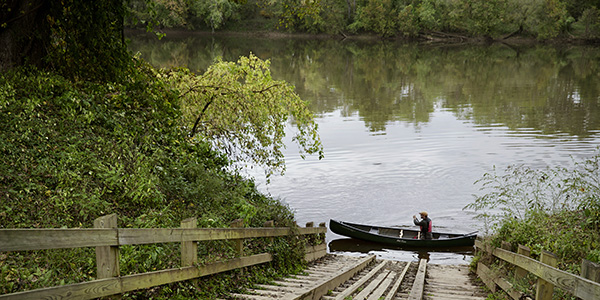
xmin=127 ymin=32 xmax=600 ymax=263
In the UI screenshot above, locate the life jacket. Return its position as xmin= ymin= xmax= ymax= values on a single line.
xmin=422 ymin=218 xmax=432 ymax=233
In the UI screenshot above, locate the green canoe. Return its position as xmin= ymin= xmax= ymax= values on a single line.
xmin=329 ymin=219 xmax=477 ymax=248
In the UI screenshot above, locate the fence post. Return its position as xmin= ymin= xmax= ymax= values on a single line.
xmin=536 ymin=251 xmax=557 ymax=300
xmin=516 ymin=245 xmax=531 ymax=280
xmin=94 ymin=214 xmax=119 ymax=279
xmin=231 ymin=219 xmax=244 ymax=257
xmin=181 ymin=217 xmax=197 ymax=267
xmin=264 ymin=220 xmax=274 ymax=245
xmin=582 ymin=259 xmax=600 ymax=283
xmin=319 ymin=222 xmax=326 ymax=242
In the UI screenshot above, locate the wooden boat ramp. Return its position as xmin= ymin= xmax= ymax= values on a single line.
xmin=227 ymin=254 xmax=488 ymax=300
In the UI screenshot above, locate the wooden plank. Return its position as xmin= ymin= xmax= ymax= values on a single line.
xmin=304 ymin=244 xmax=327 ymax=262
xmin=0 ymin=253 xmax=272 ymax=300
xmin=476 ymin=262 xmax=497 ymax=293
xmin=293 ymin=255 xmax=376 ymax=300
xmin=369 ymin=271 xmax=397 ymax=300
xmin=0 ymin=229 xmax=117 ymax=251
xmin=0 ymin=226 xmax=326 ymax=251
xmin=384 ymin=262 xmax=411 ymax=300
xmin=120 ymin=253 xmax=271 ymax=292
xmin=118 ymin=227 xmax=325 ymax=245
xmin=582 ymin=259 xmax=600 ymax=283
xmin=516 ymin=245 xmax=531 ymax=280
xmin=492 ymin=247 xmax=600 ymax=299
xmin=354 ymin=270 xmax=390 ymax=299
xmin=231 ymin=219 xmax=244 ymax=257
xmin=535 ymin=251 xmax=556 ymax=300
xmin=181 ymin=218 xmax=197 ymax=267
xmin=495 ymin=275 xmax=524 ymax=300
xmin=335 ymin=260 xmax=388 ymax=300
xmin=94 ymin=214 xmax=120 ymax=280
xmin=408 ymin=259 xmax=427 ymax=300
xmin=474 ymin=239 xmax=493 ymax=255
xmin=0 ymin=277 xmax=123 ymax=300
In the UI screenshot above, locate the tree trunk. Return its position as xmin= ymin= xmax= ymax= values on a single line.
xmin=0 ymin=0 xmax=51 ymax=71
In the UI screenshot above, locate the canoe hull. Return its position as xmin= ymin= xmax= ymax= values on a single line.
xmin=329 ymin=219 xmax=476 ymax=248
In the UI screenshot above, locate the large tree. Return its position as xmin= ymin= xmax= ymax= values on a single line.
xmin=164 ymin=54 xmax=323 ymax=178
xmin=1 ymin=1 xmax=323 ymax=178
xmin=1 ymin=0 xmax=49 ymax=70
xmin=1 ymin=0 xmax=129 ymax=81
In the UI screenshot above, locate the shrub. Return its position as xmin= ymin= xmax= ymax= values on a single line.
xmin=0 ymin=63 xmax=303 ymax=298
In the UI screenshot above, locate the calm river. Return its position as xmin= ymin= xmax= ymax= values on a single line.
xmin=127 ymin=32 xmax=600 ymax=263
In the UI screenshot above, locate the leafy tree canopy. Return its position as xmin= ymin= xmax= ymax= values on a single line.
xmin=163 ymin=54 xmax=324 ymax=178
xmin=1 ymin=0 xmax=131 ymax=81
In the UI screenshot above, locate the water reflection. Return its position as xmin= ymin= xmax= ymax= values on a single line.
xmin=329 ymin=238 xmax=474 ymax=264
xmin=128 ymin=32 xmax=600 ymax=263
xmin=127 ymin=32 xmax=600 ymax=137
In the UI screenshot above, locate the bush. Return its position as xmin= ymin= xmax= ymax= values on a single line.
xmin=573 ymin=6 xmax=600 ymax=38
xmin=0 ymin=63 xmax=303 ymax=298
xmin=448 ymin=0 xmax=511 ymax=38
xmin=466 ymin=151 xmax=600 ymax=273
xmin=349 ymin=0 xmax=398 ymax=37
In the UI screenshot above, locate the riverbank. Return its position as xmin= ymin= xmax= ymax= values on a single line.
xmin=0 ymin=63 xmax=307 ymax=299
xmin=466 ymin=155 xmax=600 ymax=298
xmin=127 ymin=27 xmax=600 ymax=47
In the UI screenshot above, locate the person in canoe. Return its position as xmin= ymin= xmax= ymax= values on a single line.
xmin=413 ymin=211 xmax=433 ymax=240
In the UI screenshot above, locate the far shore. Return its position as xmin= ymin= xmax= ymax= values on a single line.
xmin=125 ymin=27 xmax=600 ymax=46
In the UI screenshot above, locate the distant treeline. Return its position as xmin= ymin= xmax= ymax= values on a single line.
xmin=126 ymin=0 xmax=600 ymax=40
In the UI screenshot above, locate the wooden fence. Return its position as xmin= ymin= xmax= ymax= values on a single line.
xmin=475 ymin=238 xmax=600 ymax=300
xmin=0 ymin=214 xmax=327 ymax=300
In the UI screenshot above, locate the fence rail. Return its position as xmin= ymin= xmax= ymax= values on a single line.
xmin=475 ymin=238 xmax=600 ymax=300
xmin=0 ymin=227 xmax=325 ymax=252
xmin=0 ymin=214 xmax=327 ymax=300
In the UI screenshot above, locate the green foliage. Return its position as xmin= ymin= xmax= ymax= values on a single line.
xmin=163 ymin=54 xmax=323 ymax=179
xmin=587 ymin=249 xmax=600 ymax=263
xmin=0 ymin=64 xmax=305 ymax=297
xmin=397 ymin=5 xmax=420 ymax=37
xmin=264 ymin=0 xmax=346 ymax=33
xmin=350 ymin=0 xmax=398 ymax=37
xmin=416 ymin=0 xmax=448 ymax=31
xmin=45 ymin=1 xmax=132 ymax=81
xmin=526 ymin=0 xmax=572 ymax=39
xmin=572 ymin=6 xmax=600 ymax=38
xmin=152 ymin=0 xmax=189 ymax=28
xmin=449 ymin=0 xmax=510 ymax=37
xmin=566 ymin=152 xmax=600 ymax=230
xmin=565 ymin=0 xmax=600 ymax=19
xmin=465 ymin=151 xmax=600 ymax=278
xmin=124 ymin=0 xmax=600 ymax=40
xmin=465 ymin=164 xmax=571 ymax=226
xmin=190 ymin=0 xmax=241 ymax=31
xmin=466 ymin=152 xmax=600 ymax=231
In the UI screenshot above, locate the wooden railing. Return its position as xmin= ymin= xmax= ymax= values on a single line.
xmin=0 ymin=214 xmax=327 ymax=300
xmin=475 ymin=238 xmax=600 ymax=300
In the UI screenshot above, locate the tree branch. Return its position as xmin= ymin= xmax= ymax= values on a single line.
xmin=190 ymin=95 xmax=214 ymax=138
